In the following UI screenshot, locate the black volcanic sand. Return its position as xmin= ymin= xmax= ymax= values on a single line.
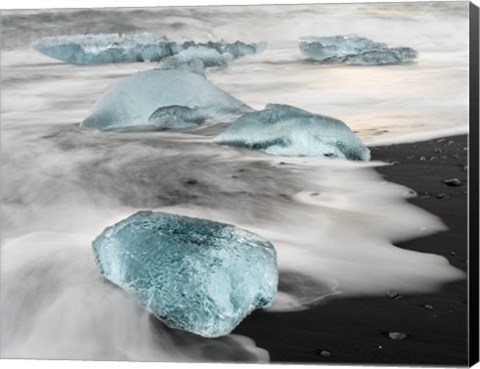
xmin=233 ymin=135 xmax=468 ymax=366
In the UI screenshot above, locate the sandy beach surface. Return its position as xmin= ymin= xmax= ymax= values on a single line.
xmin=234 ymin=134 xmax=469 ymax=366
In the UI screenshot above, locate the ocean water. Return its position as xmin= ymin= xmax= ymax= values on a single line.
xmin=0 ymin=2 xmax=469 ymax=362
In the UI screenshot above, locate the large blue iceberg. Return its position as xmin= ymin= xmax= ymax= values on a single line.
xmin=32 ymin=33 xmax=265 ymax=65
xmin=299 ymin=35 xmax=417 ymax=65
xmin=93 ymin=211 xmax=278 ymax=338
xmin=32 ymin=33 xmax=178 ymax=64
xmin=81 ymin=69 xmax=252 ymax=130
xmin=215 ymin=104 xmax=371 ymax=161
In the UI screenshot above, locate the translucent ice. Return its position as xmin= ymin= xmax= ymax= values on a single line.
xmin=32 ymin=33 xmax=265 ymax=65
xmin=32 ymin=33 xmax=178 ymax=64
xmin=81 ymin=69 xmax=252 ymax=130
xmin=92 ymin=211 xmax=278 ymax=338
xmin=215 ymin=104 xmax=371 ymax=161
xmin=299 ymin=35 xmax=417 ymax=65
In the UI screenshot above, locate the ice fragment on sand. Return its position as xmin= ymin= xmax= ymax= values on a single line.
xmin=215 ymin=104 xmax=370 ymax=161
xmin=92 ymin=211 xmax=278 ymax=338
xmin=32 ymin=33 xmax=265 ymax=65
xmin=81 ymin=69 xmax=251 ymax=130
xmin=299 ymin=35 xmax=417 ymax=65
xmin=32 ymin=33 xmax=178 ymax=64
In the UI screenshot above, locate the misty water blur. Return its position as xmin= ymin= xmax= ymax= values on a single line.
xmin=0 ymin=2 xmax=468 ymax=362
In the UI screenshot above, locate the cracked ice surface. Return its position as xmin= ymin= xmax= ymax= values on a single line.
xmin=93 ymin=211 xmax=278 ymax=338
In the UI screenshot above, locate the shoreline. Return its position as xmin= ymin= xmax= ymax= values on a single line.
xmin=234 ymin=134 xmax=468 ymax=366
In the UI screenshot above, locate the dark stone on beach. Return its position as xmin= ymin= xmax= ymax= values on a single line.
xmin=443 ymin=178 xmax=462 ymax=187
xmin=388 ymin=332 xmax=407 ymax=340
xmin=185 ymin=179 xmax=199 ymax=185
xmin=310 ymin=192 xmax=320 ymax=197
xmin=437 ymin=193 xmax=452 ymax=200
xmin=313 ymin=349 xmax=332 ymax=358
xmin=386 ymin=290 xmax=400 ymax=299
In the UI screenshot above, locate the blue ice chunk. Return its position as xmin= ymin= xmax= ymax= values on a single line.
xmin=299 ymin=35 xmax=417 ymax=65
xmin=215 ymin=104 xmax=371 ymax=161
xmin=93 ymin=211 xmax=278 ymax=338
xmin=32 ymin=33 xmax=178 ymax=64
xmin=81 ymin=69 xmax=252 ymax=130
xmin=32 ymin=33 xmax=265 ymax=65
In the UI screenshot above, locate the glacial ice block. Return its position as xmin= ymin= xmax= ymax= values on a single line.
xmin=32 ymin=33 xmax=178 ymax=64
xmin=32 ymin=33 xmax=265 ymax=65
xmin=299 ymin=35 xmax=417 ymax=65
xmin=215 ymin=104 xmax=371 ymax=161
xmin=81 ymin=69 xmax=252 ymax=130
xmin=92 ymin=211 xmax=278 ymax=338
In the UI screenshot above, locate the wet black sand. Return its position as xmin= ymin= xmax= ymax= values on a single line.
xmin=234 ymin=134 xmax=469 ymax=366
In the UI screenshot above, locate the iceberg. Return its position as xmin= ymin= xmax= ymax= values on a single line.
xmin=32 ymin=33 xmax=265 ymax=65
xmin=81 ymin=69 xmax=252 ymax=130
xmin=93 ymin=211 xmax=278 ymax=338
xmin=215 ymin=104 xmax=371 ymax=161
xmin=299 ymin=35 xmax=417 ymax=65
xmin=32 ymin=33 xmax=178 ymax=64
